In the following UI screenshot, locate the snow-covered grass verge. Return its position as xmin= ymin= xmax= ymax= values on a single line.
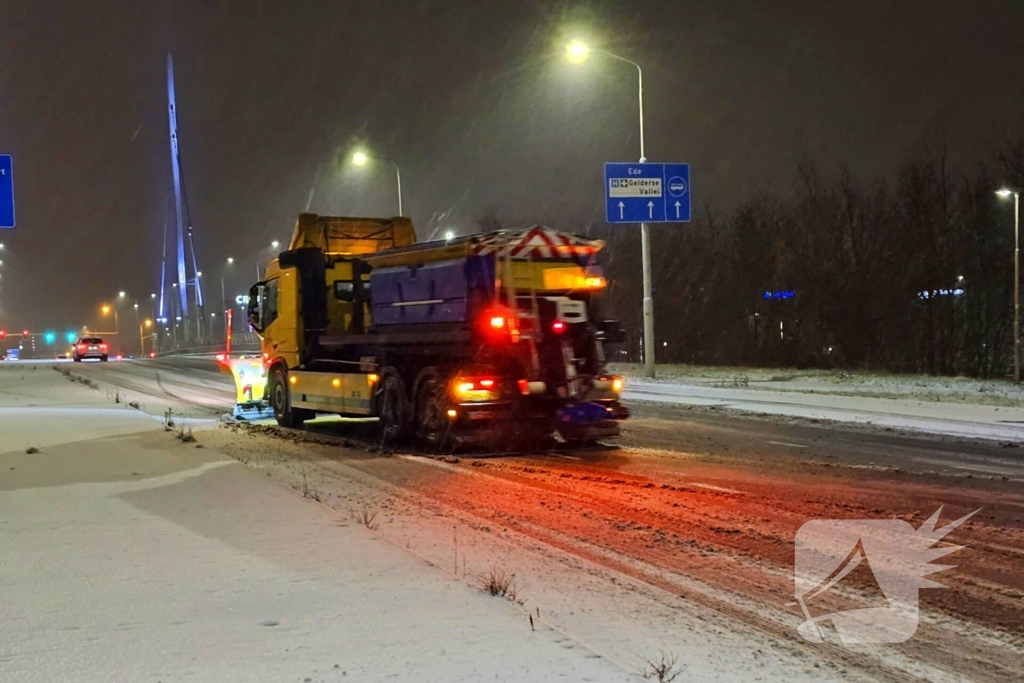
xmin=611 ymin=363 xmax=1024 ymax=408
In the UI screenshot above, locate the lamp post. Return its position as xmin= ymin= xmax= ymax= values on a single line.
xmin=566 ymin=40 xmax=655 ymax=377
xmin=998 ymin=188 xmax=1021 ymax=382
xmin=139 ymin=319 xmax=153 ymax=356
xmin=352 ymin=151 xmax=403 ymax=216
xmin=222 ymin=257 xmax=234 ymax=337
xmin=101 ymin=304 xmax=119 ymax=350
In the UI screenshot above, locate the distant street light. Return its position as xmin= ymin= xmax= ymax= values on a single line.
xmin=139 ymin=318 xmax=153 ymax=355
xmin=998 ymin=187 xmax=1021 ymax=382
xmin=101 ymin=303 xmax=120 ymax=344
xmin=566 ymin=39 xmax=655 ymax=377
xmin=444 ymin=230 xmax=455 ymax=242
xmin=352 ymin=150 xmax=403 ymax=216
xmin=118 ymin=291 xmax=126 ymax=299
xmin=221 ymin=257 xmax=235 ymax=336
xmin=271 ymin=240 xmax=280 ymax=249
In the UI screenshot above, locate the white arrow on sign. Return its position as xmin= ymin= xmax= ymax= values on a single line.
xmin=618 ymin=201 xmax=625 ymax=220
xmin=674 ymin=201 xmax=681 ymax=218
xmin=647 ymin=201 xmax=654 ymax=219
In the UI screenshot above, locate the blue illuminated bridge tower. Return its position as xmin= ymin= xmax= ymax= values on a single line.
xmin=160 ymin=53 xmax=205 ymax=340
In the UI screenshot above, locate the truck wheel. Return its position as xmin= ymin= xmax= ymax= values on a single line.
xmin=377 ymin=372 xmax=410 ymax=445
xmin=415 ymin=376 xmax=451 ymax=451
xmin=270 ymin=366 xmax=310 ymax=429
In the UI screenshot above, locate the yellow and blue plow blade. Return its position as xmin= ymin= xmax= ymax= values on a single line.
xmin=218 ymin=355 xmax=275 ymax=420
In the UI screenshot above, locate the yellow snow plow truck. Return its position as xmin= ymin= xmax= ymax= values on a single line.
xmin=247 ymin=213 xmax=628 ymax=448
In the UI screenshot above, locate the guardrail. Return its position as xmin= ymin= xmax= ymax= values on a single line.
xmin=155 ymin=331 xmax=261 ymax=356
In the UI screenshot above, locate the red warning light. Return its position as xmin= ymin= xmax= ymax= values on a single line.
xmin=22 ymin=330 xmax=29 ymax=339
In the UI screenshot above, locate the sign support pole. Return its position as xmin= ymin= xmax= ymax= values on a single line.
xmin=638 ymin=222 xmax=655 ymax=376
xmin=635 ymin=62 xmax=656 ymax=378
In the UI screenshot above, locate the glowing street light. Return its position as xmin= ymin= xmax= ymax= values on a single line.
xmin=351 ymin=149 xmax=403 ymax=215
xmin=101 ymin=303 xmax=120 ymax=341
xmin=444 ymin=230 xmax=455 ymax=242
xmin=271 ymin=240 xmax=280 ymax=249
xmin=139 ymin=318 xmax=154 ymax=356
xmin=565 ymin=40 xmax=591 ymax=65
xmin=221 ymin=258 xmax=236 ymax=336
xmin=998 ymin=187 xmax=1021 ymax=381
xmin=565 ymin=38 xmax=655 ymax=377
xmin=118 ymin=291 xmax=126 ymax=298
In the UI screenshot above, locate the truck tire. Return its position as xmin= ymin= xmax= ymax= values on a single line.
xmin=269 ymin=365 xmax=311 ymax=429
xmin=415 ymin=374 xmax=451 ymax=451
xmin=376 ymin=371 xmax=410 ymax=446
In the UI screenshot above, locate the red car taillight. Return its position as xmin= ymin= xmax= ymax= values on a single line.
xmin=77 ymin=344 xmax=86 ymax=352
xmin=99 ymin=343 xmax=108 ymax=351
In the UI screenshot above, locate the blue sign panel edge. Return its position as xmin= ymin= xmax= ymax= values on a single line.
xmin=0 ymin=154 xmax=14 ymax=229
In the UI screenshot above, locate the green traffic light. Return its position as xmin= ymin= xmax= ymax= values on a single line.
xmin=65 ymin=330 xmax=76 ymax=344
xmin=44 ymin=331 xmax=56 ymax=344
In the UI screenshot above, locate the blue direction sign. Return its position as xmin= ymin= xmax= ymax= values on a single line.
xmin=0 ymin=155 xmax=14 ymax=228
xmin=605 ymin=162 xmax=690 ymax=224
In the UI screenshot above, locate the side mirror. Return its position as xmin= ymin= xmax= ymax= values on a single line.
xmin=597 ymin=319 xmax=627 ymax=345
xmin=247 ymin=283 xmax=264 ymax=333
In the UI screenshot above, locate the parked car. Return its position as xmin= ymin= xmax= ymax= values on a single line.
xmin=73 ymin=337 xmax=108 ymax=362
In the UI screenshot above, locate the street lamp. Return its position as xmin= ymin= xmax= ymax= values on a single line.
xmin=222 ymin=257 xmax=234 ymax=336
xmin=139 ymin=318 xmax=153 ymax=356
xmin=101 ymin=303 xmax=119 ymax=348
xmin=271 ymin=240 xmax=280 ymax=249
xmin=118 ymin=291 xmax=126 ymax=299
xmin=998 ymin=187 xmax=1021 ymax=382
xmin=565 ymin=40 xmax=591 ymax=65
xmin=352 ymin=150 xmax=403 ymax=216
xmin=566 ymin=39 xmax=655 ymax=377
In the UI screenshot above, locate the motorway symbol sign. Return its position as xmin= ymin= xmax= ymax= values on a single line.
xmin=605 ymin=162 xmax=690 ymax=224
xmin=0 ymin=155 xmax=14 ymax=228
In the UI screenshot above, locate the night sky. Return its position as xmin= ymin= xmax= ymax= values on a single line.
xmin=1 ymin=0 xmax=1022 ymax=331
